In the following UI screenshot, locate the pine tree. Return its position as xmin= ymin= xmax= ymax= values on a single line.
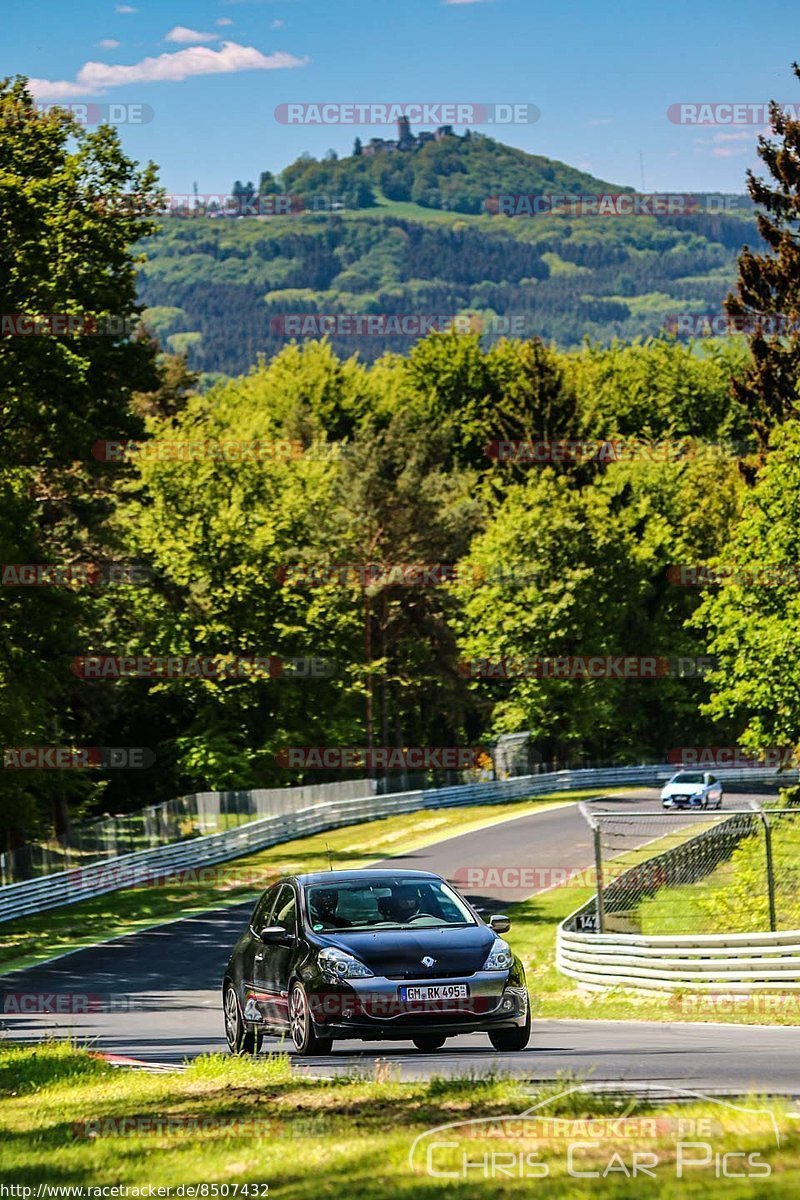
xmin=725 ymin=63 xmax=800 ymax=445
xmin=353 ymin=136 xmax=363 ymax=157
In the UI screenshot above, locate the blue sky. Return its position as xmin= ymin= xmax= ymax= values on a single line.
xmin=4 ymin=0 xmax=798 ymax=195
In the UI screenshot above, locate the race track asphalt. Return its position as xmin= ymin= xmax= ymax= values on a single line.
xmin=3 ymin=785 xmax=797 ymax=1092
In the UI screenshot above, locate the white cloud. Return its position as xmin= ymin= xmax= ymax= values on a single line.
xmin=693 ymin=127 xmax=765 ymax=158
xmin=27 ymin=78 xmax=94 ymax=100
xmin=216 ymin=17 xmax=234 ymax=26
xmin=164 ymin=26 xmax=220 ymax=44
xmin=29 ymin=41 xmax=309 ymax=99
xmin=443 ymin=0 xmax=492 ymax=5
xmin=97 ymin=38 xmax=121 ymax=49
xmin=588 ymin=117 xmax=612 ymax=127
xmin=115 ymin=4 xmax=137 ymax=12
xmin=271 ymin=18 xmax=284 ymax=27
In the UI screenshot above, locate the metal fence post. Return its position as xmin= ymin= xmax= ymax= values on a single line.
xmin=579 ymin=802 xmax=605 ymax=932
xmin=750 ymin=800 xmax=777 ymax=932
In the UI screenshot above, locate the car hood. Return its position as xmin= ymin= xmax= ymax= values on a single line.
xmin=315 ymin=925 xmax=497 ymax=977
xmin=664 ymin=783 xmax=707 ymax=796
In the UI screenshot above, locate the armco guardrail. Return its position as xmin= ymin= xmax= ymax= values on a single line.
xmin=557 ymin=925 xmax=800 ymax=993
xmin=0 ymin=762 xmax=683 ymax=924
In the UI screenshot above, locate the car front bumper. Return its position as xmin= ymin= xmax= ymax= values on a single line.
xmin=307 ymin=973 xmax=529 ymax=1039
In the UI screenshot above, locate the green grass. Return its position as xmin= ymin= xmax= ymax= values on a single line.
xmin=1 ymin=1043 xmax=798 ymax=1195
xmin=0 ymin=791 xmax=612 ymax=976
xmin=636 ymin=813 xmax=800 ymax=936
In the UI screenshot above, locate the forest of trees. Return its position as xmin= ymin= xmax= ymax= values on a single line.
xmin=3 ymin=72 xmax=800 ymax=852
xmin=138 ymin=204 xmax=760 ymax=378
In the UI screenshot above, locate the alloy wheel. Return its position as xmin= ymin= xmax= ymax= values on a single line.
xmin=290 ymin=984 xmax=307 ymax=1051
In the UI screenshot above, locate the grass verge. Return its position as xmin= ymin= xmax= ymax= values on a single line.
xmin=0 ymin=1042 xmax=797 ymax=1196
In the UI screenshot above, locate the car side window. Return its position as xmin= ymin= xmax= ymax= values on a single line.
xmin=251 ymin=885 xmax=279 ymax=933
xmin=273 ymin=885 xmax=297 ymax=935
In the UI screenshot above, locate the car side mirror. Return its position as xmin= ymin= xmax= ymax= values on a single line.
xmin=258 ymin=925 xmax=294 ymax=944
xmin=489 ymin=914 xmax=511 ymax=934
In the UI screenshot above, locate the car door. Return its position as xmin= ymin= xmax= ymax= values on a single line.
xmin=240 ymin=885 xmax=280 ymax=1026
xmin=254 ymin=883 xmax=299 ymax=1030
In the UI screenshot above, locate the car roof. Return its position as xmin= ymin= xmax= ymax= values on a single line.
xmin=293 ymin=869 xmax=442 ymax=886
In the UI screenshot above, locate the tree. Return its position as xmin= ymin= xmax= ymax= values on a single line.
xmin=725 ymin=63 xmax=800 ymax=445
xmin=353 ymin=137 xmax=363 ymax=157
xmin=0 ymin=76 xmax=162 ymax=847
xmin=454 ymin=452 xmax=742 ymax=762
xmin=696 ymin=420 xmax=800 ymax=753
xmin=258 ymin=170 xmax=279 ymax=196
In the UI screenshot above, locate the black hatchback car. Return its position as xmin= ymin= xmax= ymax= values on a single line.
xmin=222 ymin=869 xmax=531 ymax=1055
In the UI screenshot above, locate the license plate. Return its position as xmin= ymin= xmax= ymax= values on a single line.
xmin=400 ymin=984 xmax=469 ymax=1001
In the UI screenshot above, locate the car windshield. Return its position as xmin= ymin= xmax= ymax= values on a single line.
xmin=672 ymin=773 xmax=705 ymax=784
xmin=305 ymin=877 xmax=477 ymax=931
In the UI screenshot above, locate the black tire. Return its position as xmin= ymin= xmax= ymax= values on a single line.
xmin=412 ymin=1035 xmax=447 ymax=1051
xmin=224 ymin=982 xmax=263 ymax=1055
xmin=289 ymin=981 xmax=334 ymax=1056
xmin=488 ymin=1005 xmax=531 ymax=1052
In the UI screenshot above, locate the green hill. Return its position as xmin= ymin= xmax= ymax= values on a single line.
xmin=269 ymin=129 xmax=629 ymax=215
xmin=138 ymin=132 xmax=759 ymax=378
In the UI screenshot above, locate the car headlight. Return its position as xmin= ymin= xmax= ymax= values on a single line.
xmin=318 ymin=947 xmax=373 ymax=980
xmin=483 ymin=938 xmax=514 ymax=971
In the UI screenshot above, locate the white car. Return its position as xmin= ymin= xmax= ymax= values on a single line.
xmin=661 ymin=770 xmax=723 ymax=809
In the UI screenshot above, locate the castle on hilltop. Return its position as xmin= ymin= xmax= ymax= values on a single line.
xmin=359 ymin=117 xmax=461 ymax=157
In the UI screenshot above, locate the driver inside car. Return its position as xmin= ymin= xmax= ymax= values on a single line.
xmin=310 ymin=888 xmax=351 ymax=929
xmin=378 ymin=884 xmax=429 ymax=923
